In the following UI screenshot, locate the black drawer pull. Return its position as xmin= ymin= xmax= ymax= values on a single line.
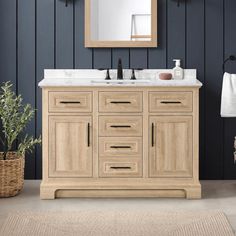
xmin=151 ymin=123 xmax=154 ymax=147
xmin=87 ymin=123 xmax=90 ymax=147
xmin=110 ymin=101 xmax=131 ymax=104
xmin=110 ymin=166 xmax=132 ymax=170
xmin=60 ymin=101 xmax=81 ymax=104
xmin=160 ymin=101 xmax=181 ymax=104
xmin=110 ymin=125 xmax=131 ymax=128
xmin=110 ymin=146 xmax=131 ymax=149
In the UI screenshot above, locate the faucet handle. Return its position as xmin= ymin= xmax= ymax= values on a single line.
xmin=130 ymin=68 xmax=143 ymax=80
xmin=98 ymin=68 xmax=111 ymax=80
xmin=105 ymin=69 xmax=111 ymax=80
xmin=130 ymin=69 xmax=136 ymax=80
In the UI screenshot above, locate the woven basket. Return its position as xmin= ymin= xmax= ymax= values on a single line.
xmin=0 ymin=152 xmax=25 ymax=197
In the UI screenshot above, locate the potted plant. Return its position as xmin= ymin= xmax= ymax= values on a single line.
xmin=0 ymin=82 xmax=41 ymax=197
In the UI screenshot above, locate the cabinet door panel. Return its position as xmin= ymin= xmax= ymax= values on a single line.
xmin=49 ymin=116 xmax=92 ymax=177
xmin=149 ymin=116 xmax=192 ymax=178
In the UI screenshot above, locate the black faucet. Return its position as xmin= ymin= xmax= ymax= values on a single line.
xmin=117 ymin=58 xmax=123 ymax=80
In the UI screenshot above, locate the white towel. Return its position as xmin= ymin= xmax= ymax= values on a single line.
xmin=221 ymin=72 xmax=236 ymax=117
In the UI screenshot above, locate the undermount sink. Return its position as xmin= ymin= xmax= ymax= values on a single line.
xmin=91 ymin=79 xmax=152 ymax=84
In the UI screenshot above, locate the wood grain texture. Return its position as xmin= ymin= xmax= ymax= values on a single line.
xmin=149 ymin=91 xmax=193 ymax=113
xmin=49 ymin=116 xmax=92 ymax=178
xmin=99 ymin=91 xmax=143 ymax=113
xmin=149 ymin=116 xmax=193 ymax=178
xmin=48 ymin=91 xmax=92 ymax=113
xmin=99 ymin=116 xmax=143 ymax=137
xmin=84 ymin=0 xmax=157 ymax=48
xmin=99 ymin=158 xmax=142 ymax=178
xmin=99 ymin=137 xmax=142 ymax=157
xmin=40 ymin=86 xmax=200 ymax=199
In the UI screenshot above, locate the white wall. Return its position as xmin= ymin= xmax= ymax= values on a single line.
xmin=91 ymin=0 xmax=151 ymax=41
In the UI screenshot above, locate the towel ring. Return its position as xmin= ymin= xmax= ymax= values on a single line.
xmin=222 ymin=55 xmax=236 ymax=73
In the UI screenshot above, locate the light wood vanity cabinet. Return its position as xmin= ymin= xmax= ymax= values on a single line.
xmin=149 ymin=116 xmax=193 ymax=178
xmin=41 ymin=86 xmax=201 ymax=199
xmin=48 ymin=116 xmax=92 ymax=178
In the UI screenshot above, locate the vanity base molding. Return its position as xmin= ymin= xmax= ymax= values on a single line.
xmin=40 ymin=182 xmax=201 ymax=200
xmin=40 ymin=86 xmax=201 ymax=200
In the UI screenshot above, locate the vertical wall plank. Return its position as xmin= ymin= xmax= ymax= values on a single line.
xmin=148 ymin=0 xmax=167 ymax=69
xmin=93 ymin=49 xmax=112 ymax=69
xmin=18 ymin=0 xmax=36 ymax=179
xmin=55 ymin=0 xmax=73 ymax=68
xmin=112 ymin=49 xmax=129 ymax=69
xmin=130 ymin=49 xmax=148 ymax=69
xmin=167 ymin=0 xmax=186 ymax=68
xmin=205 ymin=0 xmax=224 ymax=179
xmin=75 ymin=0 xmax=93 ymax=68
xmin=36 ymin=0 xmax=55 ymax=179
xmin=224 ymin=0 xmax=236 ymax=179
xmin=186 ymin=0 xmax=205 ymax=179
xmin=0 ymin=0 xmax=17 ymax=156
xmin=0 ymin=0 xmax=16 ymax=87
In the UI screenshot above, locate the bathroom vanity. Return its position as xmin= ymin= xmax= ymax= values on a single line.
xmin=39 ymin=69 xmax=202 ymax=199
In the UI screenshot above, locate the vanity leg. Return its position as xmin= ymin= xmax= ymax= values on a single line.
xmin=40 ymin=186 xmax=56 ymax=200
xmin=185 ymin=187 xmax=201 ymax=199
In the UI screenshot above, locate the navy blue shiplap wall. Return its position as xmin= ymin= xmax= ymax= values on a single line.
xmin=0 ymin=0 xmax=236 ymax=179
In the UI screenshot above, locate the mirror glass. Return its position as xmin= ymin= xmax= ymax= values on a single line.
xmin=85 ymin=0 xmax=157 ymax=47
xmin=91 ymin=0 xmax=151 ymax=41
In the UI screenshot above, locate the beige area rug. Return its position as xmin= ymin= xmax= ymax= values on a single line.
xmin=0 ymin=211 xmax=234 ymax=236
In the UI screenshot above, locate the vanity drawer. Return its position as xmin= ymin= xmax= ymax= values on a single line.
xmin=99 ymin=92 xmax=142 ymax=113
xmin=49 ymin=92 xmax=92 ymax=113
xmin=99 ymin=158 xmax=142 ymax=178
xmin=99 ymin=116 xmax=142 ymax=137
xmin=149 ymin=92 xmax=193 ymax=113
xmin=99 ymin=137 xmax=142 ymax=157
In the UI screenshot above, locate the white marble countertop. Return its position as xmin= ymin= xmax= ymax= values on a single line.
xmin=38 ymin=78 xmax=202 ymax=87
xmin=38 ymin=69 xmax=203 ymax=87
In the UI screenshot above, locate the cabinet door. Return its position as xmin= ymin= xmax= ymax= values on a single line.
xmin=149 ymin=116 xmax=192 ymax=178
xmin=49 ymin=116 xmax=92 ymax=177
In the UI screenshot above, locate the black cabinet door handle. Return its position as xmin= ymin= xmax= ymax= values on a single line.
xmin=87 ymin=123 xmax=90 ymax=147
xmin=151 ymin=123 xmax=154 ymax=147
xmin=160 ymin=101 xmax=181 ymax=104
xmin=110 ymin=101 xmax=131 ymax=104
xmin=110 ymin=146 xmax=131 ymax=149
xmin=60 ymin=101 xmax=81 ymax=104
xmin=110 ymin=166 xmax=132 ymax=170
xmin=110 ymin=125 xmax=131 ymax=128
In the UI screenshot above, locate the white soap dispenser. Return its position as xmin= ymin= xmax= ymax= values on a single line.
xmin=173 ymin=59 xmax=184 ymax=80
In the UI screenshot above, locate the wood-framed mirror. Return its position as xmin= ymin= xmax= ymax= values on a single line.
xmin=85 ymin=0 xmax=158 ymax=48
